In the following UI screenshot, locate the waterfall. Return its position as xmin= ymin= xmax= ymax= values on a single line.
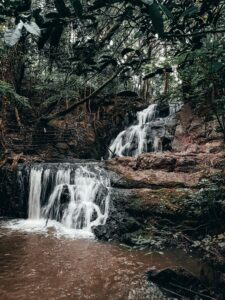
xmin=28 ymin=167 xmax=43 ymax=219
xmin=109 ymin=103 xmax=182 ymax=158
xmin=26 ymin=163 xmax=110 ymax=235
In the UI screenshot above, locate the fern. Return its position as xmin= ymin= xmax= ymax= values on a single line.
xmin=42 ymin=89 xmax=79 ymax=108
xmin=0 ymin=80 xmax=31 ymax=109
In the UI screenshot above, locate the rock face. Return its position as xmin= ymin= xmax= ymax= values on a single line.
xmin=94 ymin=104 xmax=225 ymax=245
xmin=106 ymin=152 xmax=225 ymax=188
xmin=0 ymin=166 xmax=28 ymax=218
xmin=93 ymin=151 xmax=224 ymax=244
xmin=172 ymin=104 xmax=224 ymax=153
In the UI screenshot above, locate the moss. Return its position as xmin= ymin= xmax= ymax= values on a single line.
xmin=133 ymin=188 xmax=194 ymax=215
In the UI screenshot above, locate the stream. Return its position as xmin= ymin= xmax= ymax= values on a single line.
xmin=0 ymin=103 xmax=202 ymax=299
xmin=0 ymin=223 xmax=201 ymax=300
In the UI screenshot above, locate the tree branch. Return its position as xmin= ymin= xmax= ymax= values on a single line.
xmin=40 ymin=67 xmax=124 ymax=123
xmin=165 ymin=28 xmax=225 ymax=38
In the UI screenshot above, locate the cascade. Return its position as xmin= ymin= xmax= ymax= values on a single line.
xmin=109 ymin=103 xmax=182 ymax=158
xmin=22 ymin=163 xmax=111 ymax=236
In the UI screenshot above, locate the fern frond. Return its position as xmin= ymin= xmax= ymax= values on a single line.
xmin=0 ymin=80 xmax=31 ymax=109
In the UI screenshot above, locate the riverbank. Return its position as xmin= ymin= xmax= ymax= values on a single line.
xmin=1 ymin=158 xmax=225 ymax=299
xmin=1 ymin=102 xmax=225 ymax=298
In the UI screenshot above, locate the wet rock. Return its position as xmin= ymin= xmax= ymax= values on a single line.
xmin=157 ymin=103 xmax=170 ymax=118
xmin=147 ymin=267 xmax=213 ymax=298
xmin=93 ymin=185 xmax=191 ymax=244
xmin=93 ymin=188 xmax=144 ymax=242
xmin=0 ymin=166 xmax=28 ymax=218
xmin=147 ymin=266 xmax=201 ymax=286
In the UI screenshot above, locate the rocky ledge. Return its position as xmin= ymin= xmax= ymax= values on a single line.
xmin=106 ymin=152 xmax=225 ymax=188
xmin=93 ymin=151 xmax=225 ymax=243
xmin=93 ymin=151 xmax=225 ymax=298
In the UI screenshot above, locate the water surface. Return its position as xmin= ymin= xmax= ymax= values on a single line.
xmin=0 ymin=222 xmax=200 ymax=300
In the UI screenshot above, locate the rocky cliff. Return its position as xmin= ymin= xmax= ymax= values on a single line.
xmin=94 ymin=104 xmax=225 ymax=277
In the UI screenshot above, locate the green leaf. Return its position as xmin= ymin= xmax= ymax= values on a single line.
xmin=160 ymin=4 xmax=173 ymax=19
xmin=134 ymin=31 xmax=142 ymax=39
xmin=0 ymin=14 xmax=6 ymax=22
xmin=4 ymin=20 xmax=24 ymax=47
xmin=0 ymin=80 xmax=31 ymax=109
xmin=148 ymin=3 xmax=164 ymax=37
xmin=70 ymin=0 xmax=83 ymax=17
xmin=181 ymin=6 xmax=199 ymax=17
xmin=142 ymin=0 xmax=154 ymax=5
xmin=24 ymin=22 xmax=41 ymax=36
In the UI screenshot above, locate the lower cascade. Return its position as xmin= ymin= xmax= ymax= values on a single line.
xmin=109 ymin=103 xmax=182 ymax=158
xmin=25 ymin=163 xmax=111 ymax=235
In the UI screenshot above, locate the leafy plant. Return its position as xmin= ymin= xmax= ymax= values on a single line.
xmin=0 ymin=80 xmax=31 ymax=109
xmin=4 ymin=20 xmax=41 ymax=47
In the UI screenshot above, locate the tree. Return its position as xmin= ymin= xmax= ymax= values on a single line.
xmin=1 ymin=0 xmax=225 ymax=125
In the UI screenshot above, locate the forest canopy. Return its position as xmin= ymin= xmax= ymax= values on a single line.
xmin=0 ymin=0 xmax=225 ymax=128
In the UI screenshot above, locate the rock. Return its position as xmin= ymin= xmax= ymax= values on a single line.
xmin=147 ymin=267 xmax=206 ymax=298
xmin=106 ymin=152 xmax=225 ymax=189
xmin=147 ymin=266 xmax=200 ymax=286
xmin=157 ymin=103 xmax=170 ymax=118
xmin=56 ymin=143 xmax=69 ymax=150
xmin=172 ymin=103 xmax=224 ymax=153
xmin=93 ymin=185 xmax=192 ymax=243
xmin=136 ymin=155 xmax=177 ymax=171
xmin=0 ymin=165 xmax=28 ymax=218
xmin=147 ymin=266 xmax=225 ymax=299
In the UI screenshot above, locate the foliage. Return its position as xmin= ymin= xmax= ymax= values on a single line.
xmin=0 ymin=0 xmax=225 ymax=122
xmin=4 ymin=20 xmax=41 ymax=47
xmin=176 ymin=33 xmax=225 ymax=137
xmin=182 ymin=177 xmax=225 ymax=218
xmin=0 ymin=80 xmax=31 ymax=109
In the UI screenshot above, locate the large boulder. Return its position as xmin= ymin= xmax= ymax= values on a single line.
xmin=172 ymin=104 xmax=224 ymax=153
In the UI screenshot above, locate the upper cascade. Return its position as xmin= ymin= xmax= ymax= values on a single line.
xmin=26 ymin=163 xmax=111 ymax=234
xmin=109 ymin=103 xmax=182 ymax=158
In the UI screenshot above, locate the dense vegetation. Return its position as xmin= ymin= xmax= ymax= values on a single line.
xmin=0 ymin=0 xmax=225 ymax=129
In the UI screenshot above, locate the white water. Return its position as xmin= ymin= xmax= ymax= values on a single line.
xmin=109 ymin=103 xmax=182 ymax=158
xmin=28 ymin=167 xmax=43 ymax=219
xmin=41 ymin=165 xmax=110 ymax=232
xmin=6 ymin=164 xmax=111 ymax=239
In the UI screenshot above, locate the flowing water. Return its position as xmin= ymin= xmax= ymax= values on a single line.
xmin=109 ymin=103 xmax=182 ymax=158
xmin=19 ymin=163 xmax=111 ymax=238
xmin=0 ymin=161 xmax=202 ymax=299
xmin=0 ymin=225 xmax=201 ymax=300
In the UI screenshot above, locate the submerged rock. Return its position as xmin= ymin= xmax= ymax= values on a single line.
xmin=147 ymin=266 xmax=224 ymax=299
xmin=147 ymin=266 xmax=201 ymax=286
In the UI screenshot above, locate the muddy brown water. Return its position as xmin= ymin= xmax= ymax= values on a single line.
xmin=0 ymin=224 xmax=201 ymax=300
